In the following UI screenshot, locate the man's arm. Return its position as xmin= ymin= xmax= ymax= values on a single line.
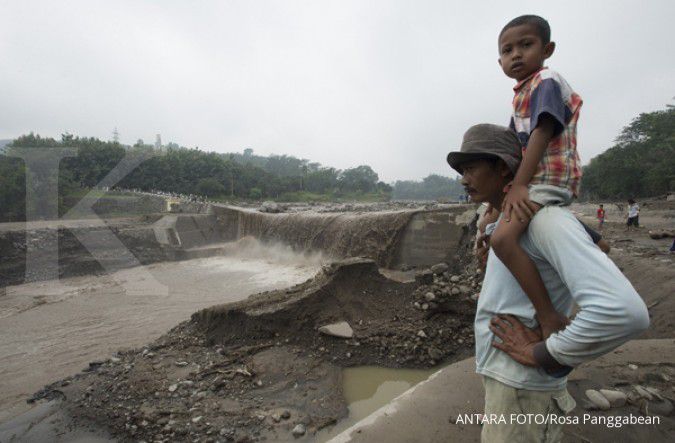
xmin=527 ymin=209 xmax=649 ymax=369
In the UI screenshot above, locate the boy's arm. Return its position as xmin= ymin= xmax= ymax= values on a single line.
xmin=502 ymin=115 xmax=556 ymax=222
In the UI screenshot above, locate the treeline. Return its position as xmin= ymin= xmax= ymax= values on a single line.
xmin=581 ymin=105 xmax=675 ymax=199
xmin=0 ymin=134 xmax=391 ymax=222
xmin=392 ymin=174 xmax=464 ymax=201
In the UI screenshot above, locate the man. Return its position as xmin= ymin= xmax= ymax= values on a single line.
xmin=446 ymin=124 xmax=649 ymax=442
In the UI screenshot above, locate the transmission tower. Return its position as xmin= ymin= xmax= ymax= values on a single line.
xmin=112 ymin=127 xmax=120 ymax=143
xmin=155 ymin=134 xmax=162 ymax=151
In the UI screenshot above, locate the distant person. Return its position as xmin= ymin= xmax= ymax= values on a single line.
xmin=626 ymin=198 xmax=640 ymax=230
xmin=448 ymin=123 xmax=649 ymax=443
xmin=490 ymin=15 xmax=584 ymax=340
xmin=596 ymin=204 xmax=605 ymax=231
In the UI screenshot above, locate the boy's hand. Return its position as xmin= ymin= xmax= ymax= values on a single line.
xmin=502 ymin=183 xmax=540 ymax=223
xmin=536 ymin=311 xmax=571 ymax=340
xmin=474 ymin=232 xmax=490 ymax=270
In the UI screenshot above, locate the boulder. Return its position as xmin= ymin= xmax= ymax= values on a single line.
xmin=415 ymin=269 xmax=434 ymax=285
xmin=260 ymin=201 xmax=281 ymax=213
xmin=599 ymin=389 xmax=627 ymax=408
xmin=430 ymin=262 xmax=449 ymax=275
xmin=318 ymin=321 xmax=354 ymax=339
xmin=586 ymin=389 xmax=610 ymax=410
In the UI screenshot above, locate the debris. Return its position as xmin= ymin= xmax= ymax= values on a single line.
xmin=430 ymin=263 xmax=449 ymax=275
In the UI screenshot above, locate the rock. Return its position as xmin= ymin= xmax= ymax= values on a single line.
xmin=421 ymin=303 xmax=429 ymax=310
xmin=650 ymin=399 xmax=674 ymax=417
xmin=585 ymin=389 xmax=610 ymax=410
xmin=450 ymin=275 xmax=460 ymax=283
xmin=599 ymin=389 xmax=627 ymax=407
xmin=175 ymin=361 xmax=189 ymax=367
xmin=458 ymin=285 xmax=471 ymax=294
xmin=281 ymin=410 xmax=291 ymax=419
xmin=168 ymin=384 xmax=178 ymax=393
xmin=470 ymin=293 xmax=480 ymax=301
xmin=430 ymin=263 xmax=449 ymax=275
xmin=413 ymin=302 xmax=421 ymax=309
xmin=292 ymin=424 xmax=306 ymax=437
xmin=260 ymin=201 xmax=281 ymax=213
xmin=633 ymin=385 xmax=653 ymax=400
xmin=417 ymin=330 xmax=427 ymax=338
xmin=415 ymin=270 xmax=434 ymax=285
xmin=424 ymin=292 xmax=436 ymax=302
xmin=451 ymin=287 xmax=460 ymax=295
xmin=272 ymin=413 xmax=281 ymax=423
xmin=192 ymin=416 xmax=203 ymax=423
xmin=220 ymin=427 xmax=235 ymax=438
xmin=318 ymin=321 xmax=354 ymax=339
xmin=628 ymin=364 xmax=638 ymax=370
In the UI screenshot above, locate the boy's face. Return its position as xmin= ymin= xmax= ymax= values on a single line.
xmin=459 ymin=159 xmax=510 ymax=203
xmin=498 ymin=24 xmax=555 ymax=81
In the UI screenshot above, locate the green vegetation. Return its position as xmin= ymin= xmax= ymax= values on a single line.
xmin=0 ymin=134 xmax=393 ymax=222
xmin=392 ymin=174 xmax=464 ymax=201
xmin=581 ymin=104 xmax=675 ymax=200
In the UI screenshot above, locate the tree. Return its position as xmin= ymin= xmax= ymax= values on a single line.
xmin=581 ymin=105 xmax=675 ymax=199
xmin=196 ymin=178 xmax=226 ymax=197
xmin=338 ymin=165 xmax=379 ymax=193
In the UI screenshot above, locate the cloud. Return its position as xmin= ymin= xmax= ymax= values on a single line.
xmin=1 ymin=0 xmax=674 ymax=182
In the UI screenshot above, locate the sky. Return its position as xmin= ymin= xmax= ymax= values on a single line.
xmin=1 ymin=0 xmax=674 ymax=182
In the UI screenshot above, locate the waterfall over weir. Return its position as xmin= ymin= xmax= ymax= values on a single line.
xmin=154 ymin=205 xmax=478 ymax=269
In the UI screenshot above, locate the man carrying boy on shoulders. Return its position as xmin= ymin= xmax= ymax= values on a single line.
xmin=447 ymin=123 xmax=649 ymax=443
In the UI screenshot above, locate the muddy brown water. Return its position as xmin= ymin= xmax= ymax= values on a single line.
xmin=316 ymin=366 xmax=442 ymax=442
xmin=0 ymin=241 xmax=325 ymax=423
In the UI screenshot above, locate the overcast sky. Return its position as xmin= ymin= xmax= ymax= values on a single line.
xmin=1 ymin=0 xmax=673 ymax=182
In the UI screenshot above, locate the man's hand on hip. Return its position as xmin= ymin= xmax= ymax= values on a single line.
xmin=490 ymin=315 xmax=542 ymax=367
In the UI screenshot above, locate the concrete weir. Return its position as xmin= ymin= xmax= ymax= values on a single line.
xmin=152 ymin=204 xmax=478 ymax=268
xmin=0 ymin=202 xmax=476 ymax=288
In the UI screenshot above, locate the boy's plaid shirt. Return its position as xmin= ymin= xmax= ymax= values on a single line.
xmin=510 ymin=67 xmax=583 ymax=196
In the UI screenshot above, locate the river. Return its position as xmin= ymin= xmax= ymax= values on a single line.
xmin=0 ymin=242 xmax=324 ymax=422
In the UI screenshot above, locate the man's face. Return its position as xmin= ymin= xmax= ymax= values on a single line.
xmin=459 ymin=159 xmax=509 ymax=203
xmin=498 ymin=24 xmax=554 ymax=81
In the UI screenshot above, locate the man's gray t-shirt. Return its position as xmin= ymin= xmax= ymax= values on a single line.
xmin=475 ymin=207 xmax=648 ymax=390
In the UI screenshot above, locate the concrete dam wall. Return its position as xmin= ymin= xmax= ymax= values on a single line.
xmin=0 ymin=203 xmax=477 ymax=288
xmin=154 ymin=204 xmax=478 ymax=269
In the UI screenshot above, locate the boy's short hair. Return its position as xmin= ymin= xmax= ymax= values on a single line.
xmin=500 ymin=15 xmax=551 ymax=44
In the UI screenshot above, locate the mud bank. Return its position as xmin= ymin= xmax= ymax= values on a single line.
xmin=24 ymin=259 xmax=477 ymax=442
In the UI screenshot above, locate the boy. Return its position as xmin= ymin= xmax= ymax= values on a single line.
xmin=490 ymin=15 xmax=583 ymax=339
xmin=626 ymin=198 xmax=639 ymax=230
xmin=597 ymin=204 xmax=605 ymax=230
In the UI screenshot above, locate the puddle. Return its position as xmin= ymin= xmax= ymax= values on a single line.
xmin=316 ymin=365 xmax=442 ymax=442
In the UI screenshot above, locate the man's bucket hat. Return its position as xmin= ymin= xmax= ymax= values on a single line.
xmin=446 ymin=124 xmax=522 ymax=174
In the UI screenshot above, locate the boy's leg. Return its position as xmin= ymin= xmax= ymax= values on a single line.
xmin=490 ymin=217 xmax=563 ymax=338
